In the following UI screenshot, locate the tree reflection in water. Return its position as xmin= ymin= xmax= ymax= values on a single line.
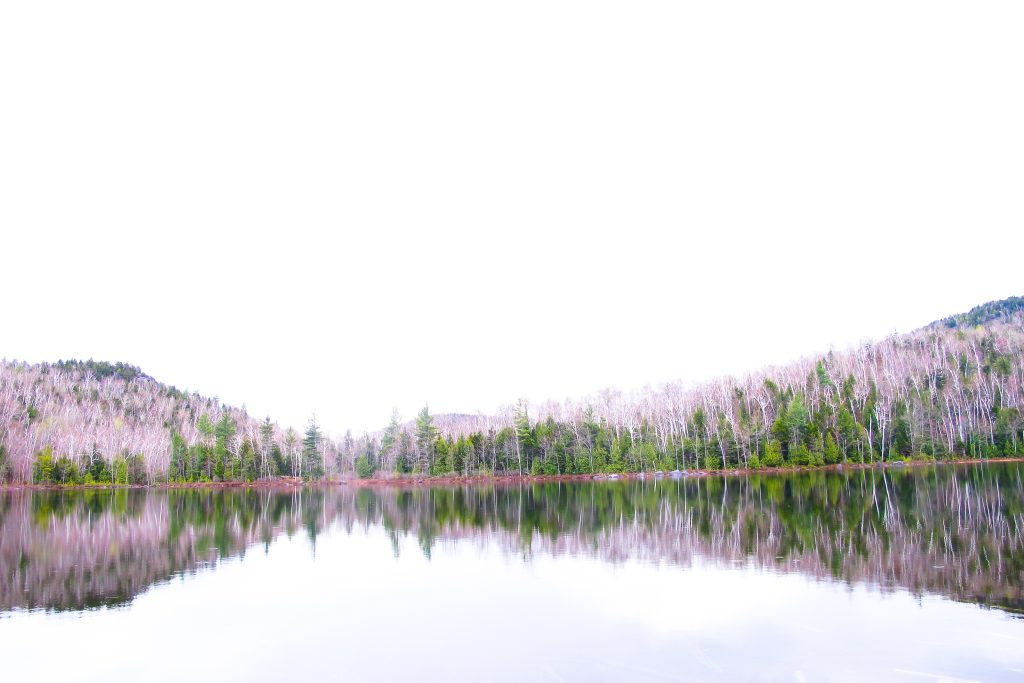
xmin=2 ymin=463 xmax=1022 ymax=614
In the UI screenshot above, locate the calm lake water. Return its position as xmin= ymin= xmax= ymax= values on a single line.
xmin=2 ymin=464 xmax=1023 ymax=682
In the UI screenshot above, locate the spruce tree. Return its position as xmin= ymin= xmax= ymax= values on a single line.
xmin=824 ymin=433 xmax=840 ymax=464
xmin=380 ymin=409 xmax=402 ymax=470
xmin=415 ymin=406 xmax=436 ymax=473
xmin=302 ymin=415 xmax=324 ymax=480
xmin=213 ymin=414 xmax=236 ymax=481
xmin=259 ymin=417 xmax=276 ymax=479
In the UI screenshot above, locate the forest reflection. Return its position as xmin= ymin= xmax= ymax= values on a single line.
xmin=2 ymin=463 xmax=1022 ymax=614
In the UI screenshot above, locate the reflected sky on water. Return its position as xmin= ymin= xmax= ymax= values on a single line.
xmin=2 ymin=463 xmax=1023 ymax=682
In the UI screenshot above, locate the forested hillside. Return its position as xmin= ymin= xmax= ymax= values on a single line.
xmin=0 ymin=360 xmax=332 ymax=484
xmin=935 ymin=296 xmax=1024 ymax=329
xmin=2 ymin=299 xmax=1024 ymax=484
xmin=368 ymin=303 xmax=1024 ymax=476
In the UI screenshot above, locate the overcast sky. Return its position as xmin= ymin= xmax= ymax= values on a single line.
xmin=2 ymin=1 xmax=1022 ymax=434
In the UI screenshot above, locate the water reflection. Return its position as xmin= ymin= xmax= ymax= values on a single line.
xmin=2 ymin=463 xmax=1022 ymax=614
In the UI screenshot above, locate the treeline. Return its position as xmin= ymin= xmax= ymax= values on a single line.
xmin=166 ymin=416 xmax=325 ymax=483
xmin=18 ymin=416 xmax=331 ymax=486
xmin=351 ymin=308 xmax=1024 ymax=477
xmin=2 ymin=298 xmax=1024 ymax=483
xmin=52 ymin=359 xmax=150 ymax=384
xmin=937 ymin=295 xmax=1024 ymax=329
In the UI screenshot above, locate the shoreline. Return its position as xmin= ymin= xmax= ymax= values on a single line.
xmin=2 ymin=457 xmax=1023 ymax=491
xmin=344 ymin=456 xmax=1024 ymax=488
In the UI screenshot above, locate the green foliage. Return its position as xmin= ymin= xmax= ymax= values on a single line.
xmin=815 ymin=361 xmax=833 ymax=389
xmin=514 ymin=400 xmax=535 ymax=472
xmin=283 ymin=428 xmax=299 ymax=476
xmin=260 ymin=417 xmax=276 ymax=477
xmin=823 ymin=433 xmax=840 ymax=465
xmin=51 ymin=455 xmax=80 ymax=485
xmin=691 ymin=408 xmax=708 ymax=436
xmin=0 ymin=444 xmax=10 ymax=483
xmin=238 ymin=440 xmax=257 ymax=481
xmin=395 ymin=431 xmax=413 ymax=474
xmin=628 ymin=441 xmax=657 ymax=472
xmin=836 ymin=408 xmax=857 ymax=453
xmin=415 ymin=406 xmax=436 ymax=473
xmin=31 ymin=448 xmax=91 ymax=485
xmin=302 ymin=416 xmax=324 ymax=480
xmin=197 ymin=413 xmax=215 ymax=441
xmin=431 ymin=436 xmax=452 ymax=475
xmin=380 ymin=409 xmax=402 ymax=468
xmin=770 ymin=404 xmax=788 ymax=445
xmin=785 ymin=396 xmax=809 ymax=447
xmin=789 ymin=444 xmax=812 ymax=467
xmin=53 ymin=359 xmax=146 ymax=383
xmin=763 ymin=441 xmax=783 ymax=468
xmin=86 ymin=444 xmax=110 ymax=483
xmin=212 ymin=414 xmax=236 ymax=481
xmin=271 ymin=444 xmax=288 ymax=477
xmin=33 ymin=447 xmax=55 ymax=484
xmin=938 ymin=296 xmax=1024 ymax=328
xmin=863 ymin=382 xmax=879 ymax=433
xmin=98 ymin=453 xmax=147 ymax=485
xmin=892 ymin=411 xmax=912 ymax=458
xmin=530 ymin=456 xmax=543 ymax=475
xmin=170 ymin=432 xmax=188 ymax=481
xmin=355 ymin=455 xmax=375 ymax=479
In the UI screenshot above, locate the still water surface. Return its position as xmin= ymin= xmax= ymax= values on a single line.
xmin=1 ymin=464 xmax=1023 ymax=682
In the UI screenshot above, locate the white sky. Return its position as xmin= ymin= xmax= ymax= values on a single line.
xmin=2 ymin=1 xmax=1022 ymax=435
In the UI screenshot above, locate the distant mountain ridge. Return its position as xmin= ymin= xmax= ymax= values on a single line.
xmin=934 ymin=296 xmax=1024 ymax=329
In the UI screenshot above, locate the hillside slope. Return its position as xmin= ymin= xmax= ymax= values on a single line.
xmin=0 ymin=360 xmax=331 ymax=484
xmin=367 ymin=298 xmax=1024 ymax=475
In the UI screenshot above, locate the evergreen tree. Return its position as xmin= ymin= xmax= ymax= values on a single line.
xmin=892 ymin=405 xmax=912 ymax=458
xmin=259 ymin=417 xmax=276 ymax=479
xmin=823 ymin=433 xmax=840 ymax=464
xmin=763 ymin=440 xmax=783 ymax=467
xmin=196 ymin=412 xmax=216 ymax=478
xmin=355 ymin=453 xmax=374 ymax=478
xmin=197 ymin=413 xmax=215 ymax=442
xmin=170 ymin=432 xmax=188 ymax=481
xmin=364 ymin=436 xmax=377 ymax=472
xmin=837 ymin=407 xmax=857 ymax=460
xmin=240 ymin=440 xmax=257 ymax=481
xmin=213 ymin=414 xmax=236 ymax=481
xmin=415 ymin=406 xmax=436 ymax=473
xmin=396 ymin=431 xmax=413 ymax=474
xmin=785 ymin=396 xmax=809 ymax=447
xmin=514 ymin=400 xmax=533 ymax=474
xmin=302 ymin=415 xmax=324 ymax=480
xmin=381 ymin=409 xmax=402 ymax=471
xmin=87 ymin=442 xmax=109 ymax=483
xmin=271 ymin=443 xmax=288 ymax=476
xmin=432 ymin=436 xmax=451 ymax=475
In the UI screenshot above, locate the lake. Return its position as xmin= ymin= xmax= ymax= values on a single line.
xmin=2 ymin=463 xmax=1023 ymax=682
